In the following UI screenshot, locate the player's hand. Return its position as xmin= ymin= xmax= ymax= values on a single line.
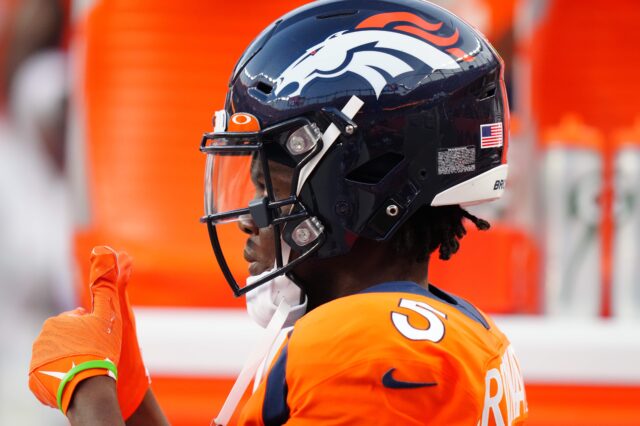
xmin=29 ymin=246 xmax=126 ymax=414
xmin=114 ymin=251 xmax=151 ymax=419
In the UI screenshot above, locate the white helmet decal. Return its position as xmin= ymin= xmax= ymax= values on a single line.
xmin=274 ymin=12 xmax=470 ymax=99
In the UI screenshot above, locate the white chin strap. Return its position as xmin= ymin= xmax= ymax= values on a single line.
xmin=213 ymin=297 xmax=291 ymax=426
xmin=214 ymin=243 xmax=306 ymax=426
xmin=245 ymin=242 xmax=308 ymax=329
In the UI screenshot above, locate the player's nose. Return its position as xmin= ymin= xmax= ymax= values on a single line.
xmin=238 ymin=214 xmax=259 ymax=236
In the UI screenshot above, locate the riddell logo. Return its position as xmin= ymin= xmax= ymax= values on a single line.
xmin=275 ymin=12 xmax=476 ymax=99
xmin=494 ymin=179 xmax=505 ymax=190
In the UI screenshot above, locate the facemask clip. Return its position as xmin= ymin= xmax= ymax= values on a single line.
xmin=286 ymin=123 xmax=322 ymax=155
xmin=321 ymin=106 xmax=358 ymax=136
xmin=291 ymin=217 xmax=324 ymax=247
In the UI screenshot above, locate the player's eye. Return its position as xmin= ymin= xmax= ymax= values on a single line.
xmin=251 ymin=175 xmax=267 ymax=198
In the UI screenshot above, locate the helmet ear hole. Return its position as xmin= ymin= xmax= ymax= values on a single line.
xmin=346 ymin=152 xmax=404 ymax=185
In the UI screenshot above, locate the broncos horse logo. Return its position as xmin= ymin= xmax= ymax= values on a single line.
xmin=275 ymin=12 xmax=475 ymax=99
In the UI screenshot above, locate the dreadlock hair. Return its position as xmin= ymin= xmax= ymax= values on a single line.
xmin=391 ymin=205 xmax=490 ymax=263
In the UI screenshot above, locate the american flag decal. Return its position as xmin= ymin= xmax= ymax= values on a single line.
xmin=480 ymin=122 xmax=503 ymax=149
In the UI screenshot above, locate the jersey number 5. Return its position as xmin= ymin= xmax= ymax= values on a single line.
xmin=391 ymin=298 xmax=447 ymax=342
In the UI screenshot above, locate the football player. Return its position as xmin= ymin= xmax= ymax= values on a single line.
xmin=29 ymin=0 xmax=528 ymax=425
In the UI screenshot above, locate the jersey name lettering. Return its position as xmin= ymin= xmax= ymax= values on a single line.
xmin=481 ymin=344 xmax=527 ymax=426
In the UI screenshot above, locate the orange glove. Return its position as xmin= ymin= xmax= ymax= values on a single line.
xmin=29 ymin=246 xmax=127 ymax=414
xmin=114 ymin=251 xmax=151 ymax=419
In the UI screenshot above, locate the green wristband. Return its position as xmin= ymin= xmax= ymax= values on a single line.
xmin=57 ymin=359 xmax=118 ymax=413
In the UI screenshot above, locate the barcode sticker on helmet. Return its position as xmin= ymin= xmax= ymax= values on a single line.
xmin=438 ymin=146 xmax=476 ymax=175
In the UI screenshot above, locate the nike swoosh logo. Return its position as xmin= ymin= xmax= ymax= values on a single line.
xmin=38 ymin=361 xmax=76 ymax=381
xmin=39 ymin=370 xmax=66 ymax=380
xmin=38 ymin=358 xmax=116 ymax=381
xmin=382 ymin=368 xmax=437 ymax=389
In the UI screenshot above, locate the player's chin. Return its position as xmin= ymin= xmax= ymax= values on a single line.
xmin=248 ymin=261 xmax=271 ymax=276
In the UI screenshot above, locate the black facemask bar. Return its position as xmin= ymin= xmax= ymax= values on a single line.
xmin=206 ymin=221 xmax=325 ymax=296
xmin=199 ymin=116 xmax=325 ymax=296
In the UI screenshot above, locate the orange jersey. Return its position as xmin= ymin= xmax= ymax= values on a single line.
xmin=239 ymin=281 xmax=528 ymax=425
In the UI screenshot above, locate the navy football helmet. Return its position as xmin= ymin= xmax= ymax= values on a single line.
xmin=200 ymin=0 xmax=509 ymax=296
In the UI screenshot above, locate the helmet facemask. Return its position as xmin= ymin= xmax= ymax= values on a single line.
xmin=200 ymin=97 xmax=364 ymax=296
